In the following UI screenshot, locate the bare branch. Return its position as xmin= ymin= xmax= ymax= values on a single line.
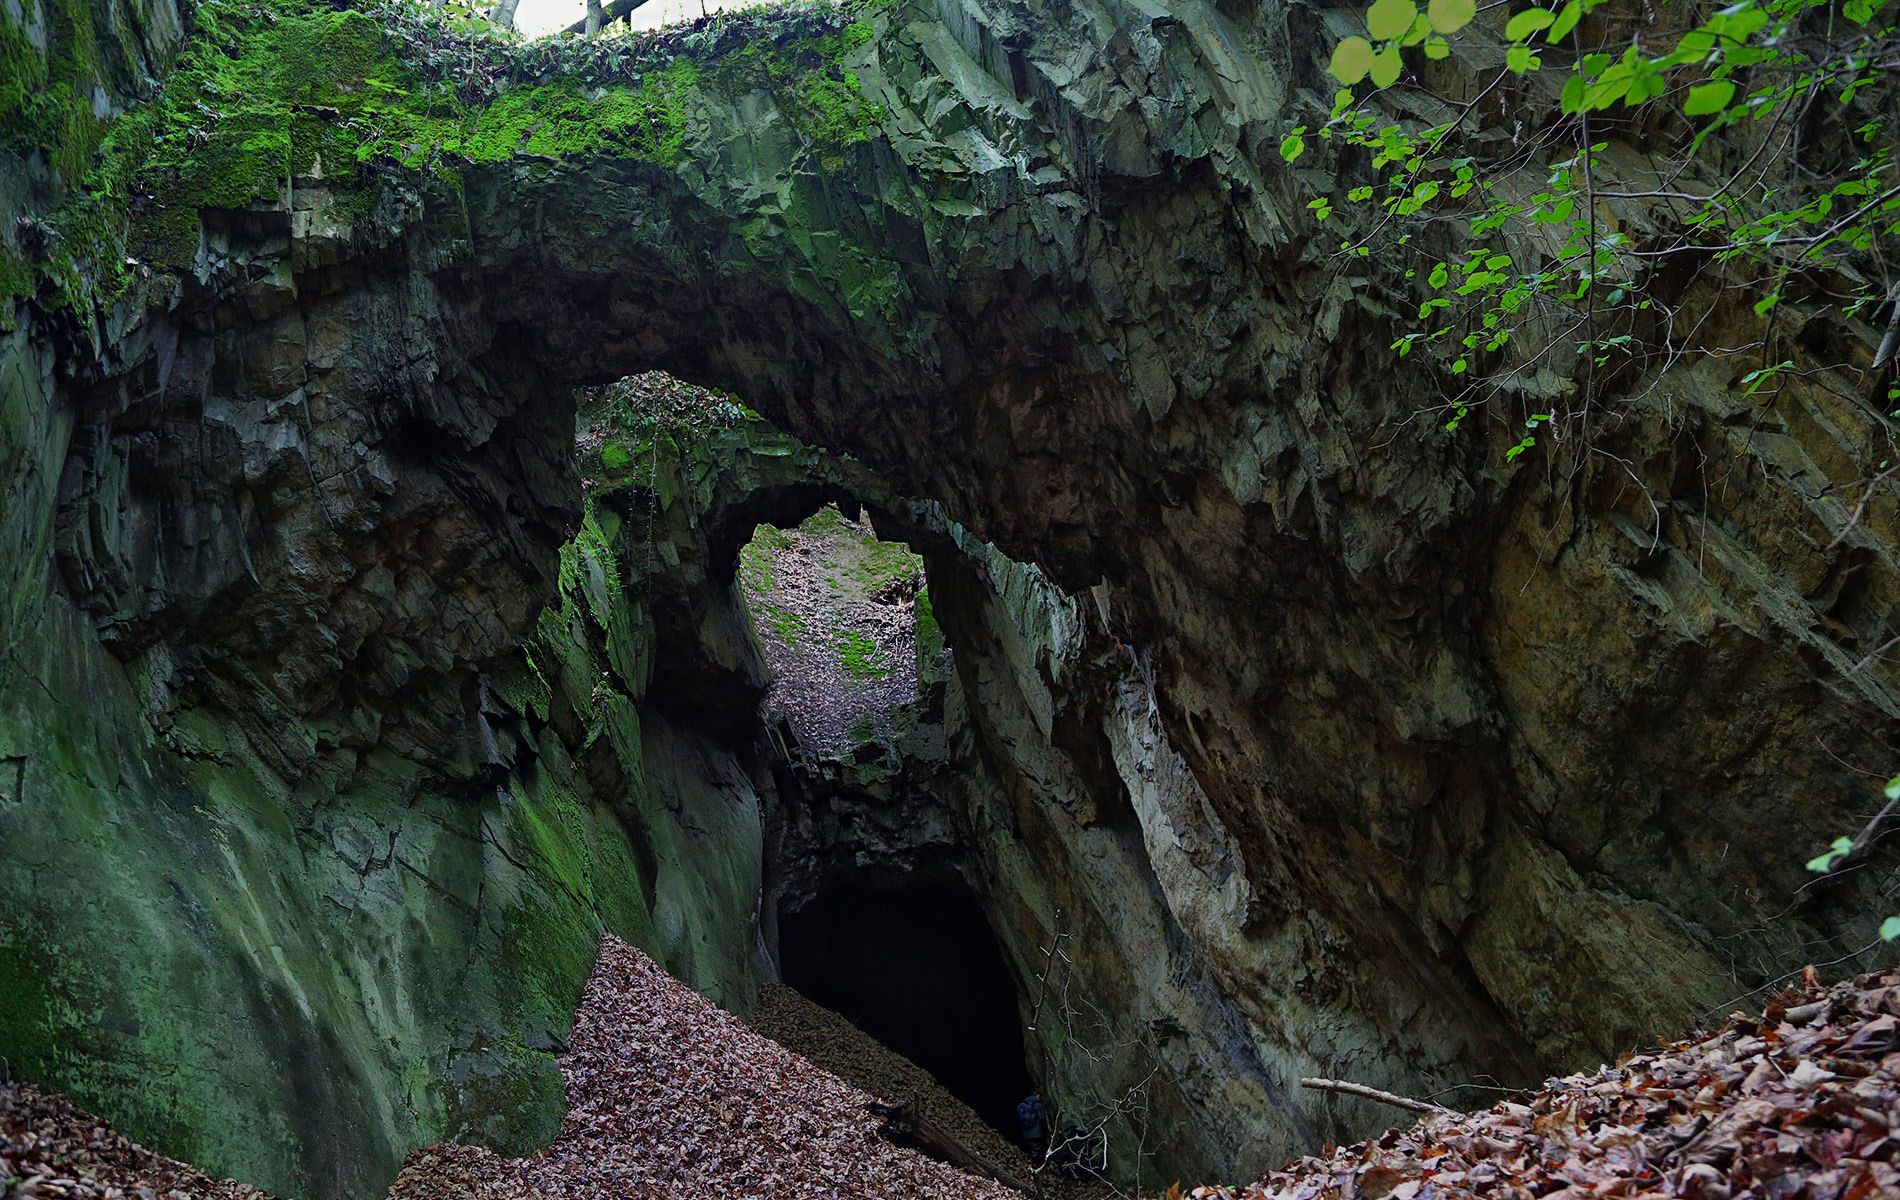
xmin=1300 ymin=1078 xmax=1455 ymax=1116
xmin=1872 ymin=282 xmax=1900 ymax=372
xmin=1824 ymin=461 xmax=1900 ymax=551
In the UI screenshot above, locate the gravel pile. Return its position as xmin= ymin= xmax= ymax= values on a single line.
xmin=1192 ymin=966 xmax=1900 ymax=1200
xmin=0 ymin=1081 xmax=269 ymax=1200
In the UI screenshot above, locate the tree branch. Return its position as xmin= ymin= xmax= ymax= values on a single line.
xmin=1824 ymin=460 xmax=1900 ymax=551
xmin=1871 ymin=281 xmax=1900 ymax=372
xmin=564 ymin=0 xmax=653 ymax=34
xmin=1300 ymin=1078 xmax=1455 ymax=1116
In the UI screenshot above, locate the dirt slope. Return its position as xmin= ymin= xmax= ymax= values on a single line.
xmin=751 ymin=982 xmax=1122 ymax=1199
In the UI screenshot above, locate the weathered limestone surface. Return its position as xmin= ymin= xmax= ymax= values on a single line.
xmin=1 ymin=0 xmax=1897 ymax=1194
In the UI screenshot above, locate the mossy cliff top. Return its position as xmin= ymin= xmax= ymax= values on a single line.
xmin=3 ymin=0 xmax=890 ymax=316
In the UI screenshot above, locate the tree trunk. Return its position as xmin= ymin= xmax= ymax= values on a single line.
xmin=562 ymin=0 xmax=651 ymax=34
xmin=490 ymin=0 xmax=520 ymax=29
xmin=585 ymin=0 xmax=602 ymax=34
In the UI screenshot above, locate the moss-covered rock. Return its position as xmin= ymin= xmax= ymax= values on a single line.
xmin=2 ymin=0 xmax=1897 ymax=1191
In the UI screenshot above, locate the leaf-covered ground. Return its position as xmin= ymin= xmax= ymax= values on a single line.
xmin=0 ymin=1085 xmax=270 ymax=1200
xmin=393 ymin=935 xmax=1018 ymax=1200
xmin=1194 ymin=967 xmax=1900 ymax=1200
xmin=6 ymin=958 xmax=1898 ymax=1199
xmin=738 ymin=504 xmax=932 ymax=761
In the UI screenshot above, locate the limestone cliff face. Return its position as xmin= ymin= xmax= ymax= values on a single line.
xmin=1 ymin=0 xmax=1896 ymax=1194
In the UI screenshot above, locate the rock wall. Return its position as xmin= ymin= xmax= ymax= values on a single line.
xmin=1 ymin=0 xmax=1897 ymax=1194
xmin=0 ymin=283 xmax=793 ymax=1195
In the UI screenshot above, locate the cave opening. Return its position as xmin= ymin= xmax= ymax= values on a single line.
xmin=584 ymin=386 xmax=1040 ymax=1148
xmin=778 ymin=874 xmax=1036 ymax=1141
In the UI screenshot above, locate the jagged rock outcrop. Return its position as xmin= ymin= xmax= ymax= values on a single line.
xmin=2 ymin=0 xmax=1896 ymax=1194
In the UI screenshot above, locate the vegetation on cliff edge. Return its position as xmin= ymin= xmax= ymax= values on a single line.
xmin=3 ymin=0 xmax=885 ymax=313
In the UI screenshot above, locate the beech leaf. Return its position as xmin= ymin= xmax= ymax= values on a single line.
xmin=1684 ymin=79 xmax=1736 ymax=116
xmin=1369 ymin=43 xmax=1404 ymax=87
xmin=1427 ymin=0 xmax=1476 ymax=33
xmin=1367 ymin=0 xmax=1418 ymax=41
xmin=1330 ymin=36 xmax=1376 ymax=85
xmin=1504 ymin=7 xmax=1555 ymax=39
xmin=1546 ymin=0 xmax=1582 ymax=41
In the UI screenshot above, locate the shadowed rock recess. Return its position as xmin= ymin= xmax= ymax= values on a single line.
xmin=1 ymin=0 xmax=1897 ymax=1195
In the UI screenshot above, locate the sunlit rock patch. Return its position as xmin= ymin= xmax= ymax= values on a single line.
xmin=738 ymin=504 xmax=942 ymax=766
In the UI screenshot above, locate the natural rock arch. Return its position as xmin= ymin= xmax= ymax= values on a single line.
xmin=2 ymin=0 xmax=1897 ymax=1194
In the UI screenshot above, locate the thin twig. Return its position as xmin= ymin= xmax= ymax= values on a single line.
xmin=1849 ymin=792 xmax=1900 ymax=860
xmin=1850 ymin=632 xmax=1900 ymax=674
xmin=1825 ymin=461 xmax=1900 ymax=551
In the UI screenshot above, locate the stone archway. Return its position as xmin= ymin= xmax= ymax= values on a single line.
xmin=2 ymin=0 xmax=1897 ymax=1194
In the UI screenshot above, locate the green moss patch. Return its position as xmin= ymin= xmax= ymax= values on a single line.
xmin=913 ymin=584 xmax=946 ymax=684
xmin=833 ymin=627 xmax=891 ymax=680
xmin=19 ymin=0 xmax=894 ymax=312
xmin=2 ymin=0 xmax=110 ymax=186
xmin=454 ymin=63 xmax=698 ymax=165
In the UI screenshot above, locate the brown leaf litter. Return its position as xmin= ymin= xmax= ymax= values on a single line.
xmin=1190 ymin=965 xmax=1900 ymax=1200
xmin=8 ymin=954 xmax=1900 ymax=1200
xmin=0 ymin=1084 xmax=269 ymax=1200
xmin=391 ymin=934 xmax=1020 ymax=1200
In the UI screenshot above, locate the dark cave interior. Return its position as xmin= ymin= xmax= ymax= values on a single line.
xmin=778 ymin=874 xmax=1036 ymax=1140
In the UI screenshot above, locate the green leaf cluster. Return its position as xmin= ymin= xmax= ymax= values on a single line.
xmin=1329 ymin=0 xmax=1474 ymax=88
xmin=1300 ymin=0 xmax=1898 ymax=474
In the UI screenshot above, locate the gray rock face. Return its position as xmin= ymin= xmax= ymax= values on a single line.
xmin=438 ymin=0 xmax=1899 ymax=1176
xmin=1 ymin=0 xmax=1897 ymax=1193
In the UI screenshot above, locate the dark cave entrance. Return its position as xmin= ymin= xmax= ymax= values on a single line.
xmin=779 ymin=874 xmax=1035 ymax=1139
xmin=693 ymin=428 xmax=1032 ymax=1141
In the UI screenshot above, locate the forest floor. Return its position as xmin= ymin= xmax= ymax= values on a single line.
xmin=1197 ymin=964 xmax=1900 ymax=1200
xmin=5 ymin=955 xmax=1898 ymax=1200
xmin=387 ymin=936 xmax=1017 ymax=1200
